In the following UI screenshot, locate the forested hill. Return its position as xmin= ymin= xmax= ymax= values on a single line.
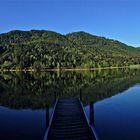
xmin=0 ymin=30 xmax=140 ymax=70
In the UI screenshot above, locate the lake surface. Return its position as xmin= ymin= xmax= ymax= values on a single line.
xmin=0 ymin=69 xmax=140 ymax=140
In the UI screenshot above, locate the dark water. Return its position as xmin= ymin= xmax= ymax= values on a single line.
xmin=0 ymin=69 xmax=140 ymax=140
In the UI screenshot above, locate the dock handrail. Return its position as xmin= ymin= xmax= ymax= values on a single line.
xmin=79 ymin=99 xmax=100 ymax=140
xmin=43 ymin=99 xmax=58 ymax=140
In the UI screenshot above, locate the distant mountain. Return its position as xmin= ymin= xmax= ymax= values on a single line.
xmin=0 ymin=30 xmax=140 ymax=70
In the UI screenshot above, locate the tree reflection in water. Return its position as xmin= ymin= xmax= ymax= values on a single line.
xmin=0 ymin=69 xmax=140 ymax=109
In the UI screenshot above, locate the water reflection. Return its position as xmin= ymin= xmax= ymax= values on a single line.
xmin=0 ymin=69 xmax=140 ymax=139
xmin=91 ymin=85 xmax=140 ymax=140
xmin=0 ymin=106 xmax=46 ymax=140
xmin=1 ymin=69 xmax=140 ymax=108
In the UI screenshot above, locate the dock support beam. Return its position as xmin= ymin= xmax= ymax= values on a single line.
xmin=79 ymin=88 xmax=82 ymax=102
xmin=90 ymin=102 xmax=94 ymax=125
xmin=46 ymin=105 xmax=49 ymax=128
xmin=54 ymin=91 xmax=57 ymax=103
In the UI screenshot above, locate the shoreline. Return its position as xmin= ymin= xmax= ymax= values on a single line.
xmin=0 ymin=66 xmax=133 ymax=72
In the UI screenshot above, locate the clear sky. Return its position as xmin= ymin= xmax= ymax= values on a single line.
xmin=0 ymin=0 xmax=140 ymax=47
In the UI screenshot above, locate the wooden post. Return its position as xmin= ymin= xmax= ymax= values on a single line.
xmin=90 ymin=102 xmax=94 ymax=125
xmin=46 ymin=105 xmax=49 ymax=128
xmin=54 ymin=91 xmax=57 ymax=103
xmin=79 ymin=88 xmax=82 ymax=102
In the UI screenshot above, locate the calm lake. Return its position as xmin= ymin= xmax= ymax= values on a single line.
xmin=0 ymin=69 xmax=140 ymax=140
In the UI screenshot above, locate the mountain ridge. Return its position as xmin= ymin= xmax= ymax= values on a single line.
xmin=0 ymin=30 xmax=140 ymax=70
xmin=0 ymin=30 xmax=136 ymax=47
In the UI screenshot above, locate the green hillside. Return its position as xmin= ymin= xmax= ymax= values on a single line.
xmin=0 ymin=30 xmax=140 ymax=70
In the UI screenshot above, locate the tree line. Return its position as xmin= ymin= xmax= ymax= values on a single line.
xmin=0 ymin=30 xmax=140 ymax=70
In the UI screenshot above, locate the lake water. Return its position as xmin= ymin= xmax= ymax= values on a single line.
xmin=0 ymin=69 xmax=140 ymax=140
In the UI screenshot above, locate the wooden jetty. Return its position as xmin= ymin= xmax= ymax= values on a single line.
xmin=44 ymin=98 xmax=98 ymax=140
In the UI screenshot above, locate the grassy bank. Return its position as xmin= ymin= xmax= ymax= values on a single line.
xmin=129 ymin=64 xmax=140 ymax=69
xmin=1 ymin=65 xmax=140 ymax=72
xmin=0 ymin=66 xmax=133 ymax=72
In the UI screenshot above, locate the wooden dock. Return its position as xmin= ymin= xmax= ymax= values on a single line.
xmin=44 ymin=98 xmax=97 ymax=140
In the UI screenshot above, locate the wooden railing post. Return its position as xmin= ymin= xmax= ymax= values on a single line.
xmin=79 ymin=88 xmax=82 ymax=102
xmin=54 ymin=91 xmax=57 ymax=103
xmin=46 ymin=105 xmax=49 ymax=128
xmin=90 ymin=102 xmax=94 ymax=125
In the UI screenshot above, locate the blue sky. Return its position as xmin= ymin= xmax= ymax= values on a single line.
xmin=0 ymin=0 xmax=140 ymax=47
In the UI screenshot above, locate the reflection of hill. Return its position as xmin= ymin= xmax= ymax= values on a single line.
xmin=0 ymin=69 xmax=140 ymax=108
xmin=82 ymin=70 xmax=140 ymax=104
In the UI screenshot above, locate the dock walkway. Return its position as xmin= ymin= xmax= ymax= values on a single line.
xmin=46 ymin=98 xmax=96 ymax=140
